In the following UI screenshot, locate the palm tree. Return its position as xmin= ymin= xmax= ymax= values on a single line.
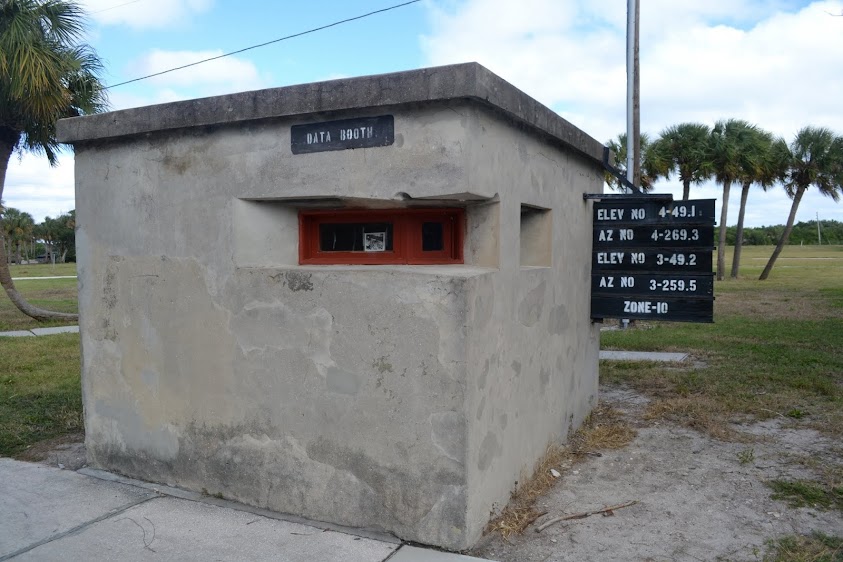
xmin=709 ymin=119 xmax=760 ymax=281
xmin=1 ymin=207 xmax=34 ymax=263
xmin=759 ymin=127 xmax=843 ymax=280
xmin=651 ymin=123 xmax=712 ymax=200
xmin=1 ymin=0 xmax=107 ymax=320
xmin=605 ymin=133 xmax=667 ymax=192
xmin=730 ymin=130 xmax=787 ymax=279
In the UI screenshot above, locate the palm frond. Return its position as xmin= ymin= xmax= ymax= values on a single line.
xmin=1 ymin=0 xmax=108 ymax=165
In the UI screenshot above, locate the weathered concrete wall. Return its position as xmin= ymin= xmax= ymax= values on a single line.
xmin=461 ymin=106 xmax=601 ymax=530
xmin=66 ymin=64 xmax=602 ymax=550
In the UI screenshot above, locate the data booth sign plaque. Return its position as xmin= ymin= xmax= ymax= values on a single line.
xmin=291 ymin=115 xmax=394 ymax=154
xmin=591 ymin=199 xmax=716 ymax=323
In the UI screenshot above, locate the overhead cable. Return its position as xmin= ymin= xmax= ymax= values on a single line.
xmin=103 ymin=0 xmax=421 ymax=90
xmin=90 ymin=0 xmax=144 ymax=15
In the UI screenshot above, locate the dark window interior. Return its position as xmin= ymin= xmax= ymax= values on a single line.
xmin=319 ymin=223 xmax=393 ymax=252
xmin=421 ymin=222 xmax=444 ymax=251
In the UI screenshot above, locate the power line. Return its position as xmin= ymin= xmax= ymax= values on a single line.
xmin=90 ymin=0 xmax=144 ymax=15
xmin=103 ymin=0 xmax=421 ymax=90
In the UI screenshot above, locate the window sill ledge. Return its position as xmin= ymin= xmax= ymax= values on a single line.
xmin=236 ymin=264 xmax=497 ymax=278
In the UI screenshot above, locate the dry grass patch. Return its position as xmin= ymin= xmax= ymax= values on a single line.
xmin=484 ymin=405 xmax=636 ymax=540
xmin=807 ymin=408 xmax=843 ymax=439
xmin=15 ymin=432 xmax=84 ymax=463
xmin=484 ymin=443 xmax=573 ymax=540
xmin=577 ymin=423 xmax=636 ymax=450
xmin=643 ymin=397 xmax=749 ymax=441
xmin=574 ymin=404 xmax=636 ymax=451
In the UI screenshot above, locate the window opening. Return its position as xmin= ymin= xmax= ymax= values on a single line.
xmin=300 ymin=208 xmax=463 ymax=265
xmin=319 ymin=223 xmax=393 ymax=252
xmin=422 ymin=222 xmax=444 ymax=251
xmin=520 ymin=205 xmax=552 ymax=267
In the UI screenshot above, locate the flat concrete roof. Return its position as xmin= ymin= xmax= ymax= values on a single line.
xmin=56 ymin=62 xmax=604 ymax=164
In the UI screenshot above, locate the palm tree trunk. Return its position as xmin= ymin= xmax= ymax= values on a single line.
xmin=682 ymin=178 xmax=691 ymax=201
xmin=0 ymin=135 xmax=78 ymax=322
xmin=716 ymin=179 xmax=732 ymax=281
xmin=730 ymin=181 xmax=751 ymax=279
xmin=759 ymin=187 xmax=805 ymax=280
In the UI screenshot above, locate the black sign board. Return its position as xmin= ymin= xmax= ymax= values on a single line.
xmin=291 ymin=115 xmax=394 ymax=154
xmin=591 ymin=197 xmax=715 ymax=323
xmin=591 ymin=296 xmax=714 ymax=323
xmin=594 ymin=199 xmax=715 ymax=225
xmin=592 ymin=248 xmax=712 ymax=273
xmin=593 ymin=225 xmax=714 ymax=248
xmin=591 ymin=273 xmax=714 ymax=298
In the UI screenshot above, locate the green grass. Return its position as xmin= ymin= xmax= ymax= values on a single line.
xmin=0 ymin=272 xmax=78 ymax=332
xmin=602 ymin=245 xmax=843 ymax=438
xmin=765 ymin=532 xmax=843 ymax=562
xmin=9 ymin=262 xmax=77 ymax=278
xmin=0 ymin=334 xmax=82 ymax=457
xmin=737 ymin=448 xmax=755 ymax=465
xmin=767 ymin=479 xmax=843 ymax=511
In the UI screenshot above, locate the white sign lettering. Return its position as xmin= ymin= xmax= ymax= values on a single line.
xmin=596 ymin=252 xmax=625 ymax=265
xmin=623 ymin=301 xmax=669 ymax=314
xmin=306 ymin=131 xmax=332 ymax=144
xmin=596 ymin=208 xmax=625 ymax=221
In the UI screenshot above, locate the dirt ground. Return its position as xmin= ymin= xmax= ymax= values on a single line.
xmin=18 ymin=432 xmax=87 ymax=471
xmin=469 ymin=385 xmax=843 ymax=562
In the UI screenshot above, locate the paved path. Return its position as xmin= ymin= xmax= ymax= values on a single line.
xmin=0 ymin=458 xmax=487 ymax=562
xmin=0 ymin=326 xmax=78 ymax=338
xmin=10 ymin=276 xmax=77 ymax=281
xmin=599 ymin=350 xmax=689 ymax=362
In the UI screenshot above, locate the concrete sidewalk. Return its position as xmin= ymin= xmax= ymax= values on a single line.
xmin=0 ymin=326 xmax=78 ymax=337
xmin=0 ymin=458 xmax=488 ymax=561
xmin=10 ymin=276 xmax=77 ymax=281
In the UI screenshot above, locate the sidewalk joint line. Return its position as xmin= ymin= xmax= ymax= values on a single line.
xmin=0 ymin=495 xmax=157 ymax=561
xmin=79 ymin=467 xmax=402 ymax=545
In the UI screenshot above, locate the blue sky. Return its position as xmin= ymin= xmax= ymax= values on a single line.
xmin=6 ymin=0 xmax=843 ymax=231
xmin=96 ymin=0 xmax=430 ymax=97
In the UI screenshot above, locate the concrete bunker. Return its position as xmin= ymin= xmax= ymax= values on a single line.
xmin=57 ymin=63 xmax=603 ymax=550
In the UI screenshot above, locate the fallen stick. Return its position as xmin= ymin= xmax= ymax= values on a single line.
xmin=535 ymin=501 xmax=638 ymax=532
xmin=758 ymin=407 xmax=786 ymax=418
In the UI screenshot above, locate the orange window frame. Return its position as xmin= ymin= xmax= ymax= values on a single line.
xmin=299 ymin=208 xmax=464 ymax=265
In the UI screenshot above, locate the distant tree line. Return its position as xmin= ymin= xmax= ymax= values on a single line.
xmin=0 ymin=206 xmax=76 ymax=264
xmin=724 ymin=220 xmax=843 ymax=246
xmin=607 ymin=122 xmax=843 ymax=280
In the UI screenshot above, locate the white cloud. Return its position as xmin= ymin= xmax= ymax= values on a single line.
xmin=129 ymin=49 xmax=265 ymax=89
xmin=423 ymin=0 xmax=624 ymax=117
xmin=108 ymin=50 xmax=269 ymax=109
xmin=3 ymin=153 xmax=75 ymax=223
xmin=81 ymin=0 xmax=212 ymax=30
xmin=422 ymin=0 xmax=843 ymax=227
